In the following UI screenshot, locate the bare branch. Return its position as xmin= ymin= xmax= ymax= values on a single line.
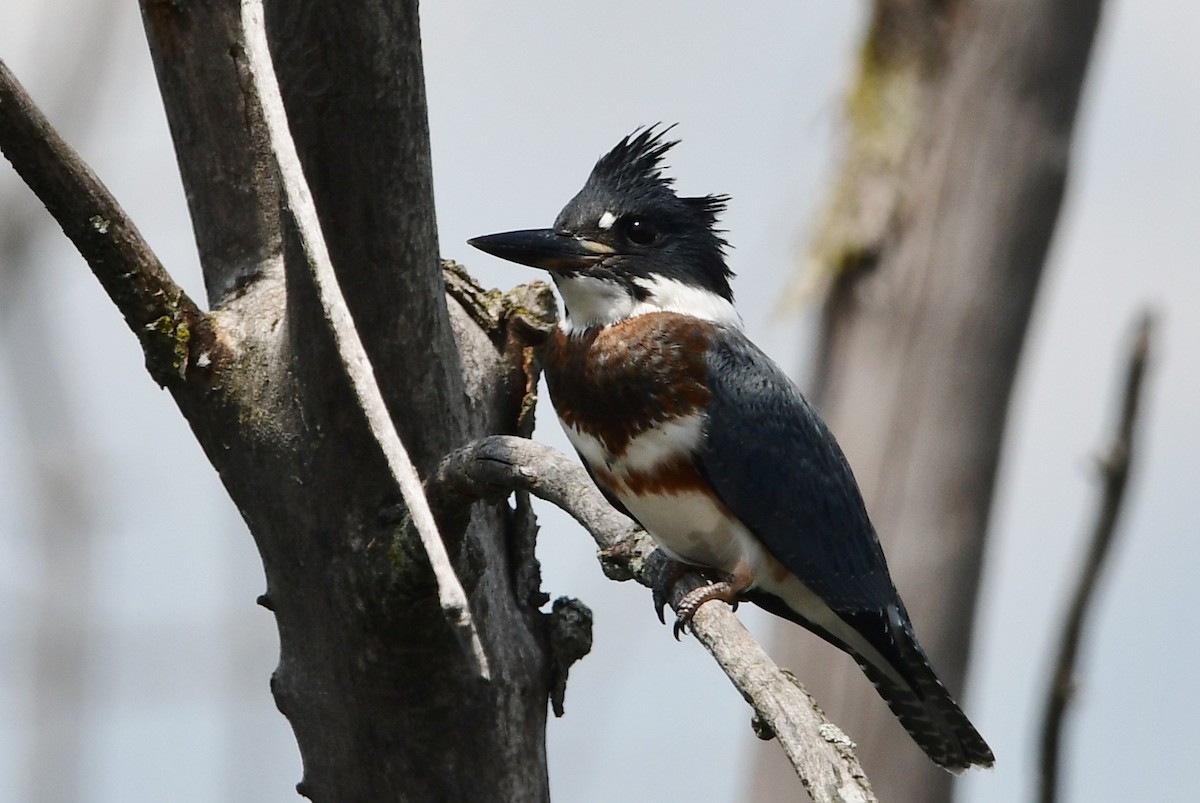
xmin=140 ymin=0 xmax=283 ymax=303
xmin=0 ymin=57 xmax=217 ymax=388
xmin=430 ymin=436 xmax=877 ymax=803
xmin=237 ymin=0 xmax=489 ymax=679
xmin=1038 ymin=311 xmax=1157 ymax=803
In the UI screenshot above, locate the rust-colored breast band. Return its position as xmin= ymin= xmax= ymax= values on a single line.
xmin=545 ymin=312 xmax=717 ymax=458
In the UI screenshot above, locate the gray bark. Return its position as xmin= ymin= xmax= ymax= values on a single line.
xmin=752 ymin=1 xmax=1105 ymax=801
xmin=136 ymin=1 xmax=553 ymax=798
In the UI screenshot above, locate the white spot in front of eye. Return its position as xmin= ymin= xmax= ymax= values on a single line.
xmin=598 ymin=211 xmax=616 ymax=230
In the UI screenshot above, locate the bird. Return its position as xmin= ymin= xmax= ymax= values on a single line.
xmin=468 ymin=126 xmax=994 ymax=772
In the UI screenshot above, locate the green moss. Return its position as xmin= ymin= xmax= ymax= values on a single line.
xmin=145 ymin=305 xmax=193 ymax=378
xmin=788 ymin=5 xmax=944 ymax=300
xmin=440 ymin=260 xmax=556 ymax=435
xmin=385 ymin=513 xmax=439 ymax=598
xmin=501 ymin=281 xmax=557 ymax=328
xmin=173 ymin=321 xmax=191 ymax=371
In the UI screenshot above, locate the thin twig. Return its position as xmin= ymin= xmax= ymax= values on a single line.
xmin=1038 ymin=311 xmax=1157 ymax=803
xmin=0 ymin=57 xmax=217 ymax=387
xmin=430 ymin=436 xmax=877 ymax=803
xmin=238 ymin=0 xmax=490 ymax=679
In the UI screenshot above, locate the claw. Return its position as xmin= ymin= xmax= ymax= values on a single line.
xmin=653 ymin=585 xmax=669 ymax=626
xmin=651 ymin=555 xmax=689 ymax=625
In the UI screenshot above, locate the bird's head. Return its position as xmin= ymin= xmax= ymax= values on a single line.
xmin=469 ymin=126 xmax=739 ymax=333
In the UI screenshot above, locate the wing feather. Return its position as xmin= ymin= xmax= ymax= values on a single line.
xmin=695 ymin=329 xmax=898 ymax=613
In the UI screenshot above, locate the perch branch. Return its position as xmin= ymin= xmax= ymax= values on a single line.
xmin=430 ymin=435 xmax=876 ymax=803
xmin=1037 ymin=311 xmax=1157 ymax=803
xmin=238 ymin=0 xmax=489 ymax=679
xmin=0 ymin=57 xmax=216 ymax=386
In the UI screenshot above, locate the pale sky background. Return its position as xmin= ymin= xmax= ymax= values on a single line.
xmin=1 ymin=2 xmax=1197 ymax=802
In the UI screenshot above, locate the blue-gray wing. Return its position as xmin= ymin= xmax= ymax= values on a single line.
xmin=696 ymin=331 xmax=996 ymax=771
xmin=695 ymin=329 xmax=899 ymax=613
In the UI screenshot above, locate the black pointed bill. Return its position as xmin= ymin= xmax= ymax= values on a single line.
xmin=468 ymin=228 xmax=614 ymax=271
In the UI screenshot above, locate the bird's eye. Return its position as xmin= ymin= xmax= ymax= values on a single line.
xmin=624 ymin=217 xmax=661 ymax=246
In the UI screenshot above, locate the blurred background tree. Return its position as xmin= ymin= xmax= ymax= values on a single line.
xmin=753 ymin=2 xmax=1104 ymax=799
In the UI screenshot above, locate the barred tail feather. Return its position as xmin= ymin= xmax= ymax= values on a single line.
xmin=853 ymin=607 xmax=994 ymax=772
xmin=743 ymin=590 xmax=993 ymax=771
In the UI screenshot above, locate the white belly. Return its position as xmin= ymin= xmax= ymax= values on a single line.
xmin=561 ymin=415 xmax=771 ymax=578
xmin=619 ymin=487 xmax=753 ymax=574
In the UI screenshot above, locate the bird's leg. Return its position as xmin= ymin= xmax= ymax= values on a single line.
xmin=673 ymin=559 xmax=754 ymax=640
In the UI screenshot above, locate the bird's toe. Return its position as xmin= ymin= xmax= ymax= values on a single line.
xmin=651 ymin=556 xmax=689 ymax=625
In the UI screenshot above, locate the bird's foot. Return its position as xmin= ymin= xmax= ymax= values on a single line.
xmin=672 ymin=570 xmax=751 ymax=640
xmin=651 ymin=556 xmax=691 ymax=625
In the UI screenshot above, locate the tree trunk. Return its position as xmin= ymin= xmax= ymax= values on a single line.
xmin=135 ymin=0 xmax=557 ymax=799
xmin=752 ymin=1 xmax=1104 ymax=800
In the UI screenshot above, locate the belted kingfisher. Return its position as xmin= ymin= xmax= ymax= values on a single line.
xmin=469 ymin=127 xmax=993 ymax=772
